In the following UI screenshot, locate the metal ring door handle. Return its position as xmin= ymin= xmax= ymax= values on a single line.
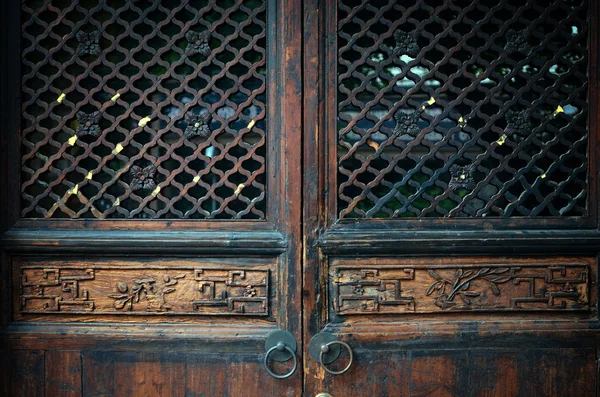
xmin=318 ymin=340 xmax=353 ymax=375
xmin=264 ymin=341 xmax=298 ymax=379
xmin=263 ymin=330 xmax=298 ymax=379
xmin=309 ymin=332 xmax=354 ymax=376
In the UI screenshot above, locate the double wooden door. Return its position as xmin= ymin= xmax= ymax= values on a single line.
xmin=1 ymin=0 xmax=599 ymax=396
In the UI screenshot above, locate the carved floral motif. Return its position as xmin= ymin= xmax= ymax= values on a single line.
xmin=75 ymin=111 xmax=101 ymax=137
xmin=109 ymin=273 xmax=185 ymax=312
xmin=426 ymin=268 xmax=513 ymax=309
xmin=333 ymin=264 xmax=589 ymax=315
xmin=184 ymin=112 xmax=212 ymax=139
xmin=185 ymin=30 xmax=211 ymax=57
xmin=393 ymin=110 xmax=421 ymax=136
xmin=393 ymin=30 xmax=420 ymax=58
xmin=449 ymin=164 xmax=476 ymax=189
xmin=130 ymin=164 xmax=157 ymax=191
xmin=76 ymin=30 xmax=101 ymax=56
xmin=504 ymin=29 xmax=531 ymax=55
xmin=505 ymin=109 xmax=532 ymax=136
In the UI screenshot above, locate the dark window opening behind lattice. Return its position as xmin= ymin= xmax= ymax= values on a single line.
xmin=337 ymin=0 xmax=589 ymax=218
xmin=21 ymin=0 xmax=267 ymax=219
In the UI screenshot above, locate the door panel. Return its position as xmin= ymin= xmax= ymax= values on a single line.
xmin=1 ymin=0 xmax=302 ymax=394
xmin=1 ymin=349 xmax=298 ymax=397
xmin=320 ymin=348 xmax=596 ymax=397
xmin=303 ymin=0 xmax=600 ymax=395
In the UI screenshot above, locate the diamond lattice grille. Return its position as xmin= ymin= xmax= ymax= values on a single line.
xmin=21 ymin=0 xmax=267 ymax=219
xmin=337 ymin=0 xmax=589 ymax=218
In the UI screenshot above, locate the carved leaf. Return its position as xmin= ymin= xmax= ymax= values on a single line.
xmin=165 ymin=280 xmax=178 ymax=286
xmin=135 ymin=279 xmax=155 ymax=284
xmin=163 ymin=288 xmax=176 ymax=294
xmin=428 ymin=269 xmax=441 ymax=280
xmin=114 ymin=299 xmax=128 ymax=309
xmin=491 ymin=268 xmax=510 ymax=274
xmin=163 ymin=275 xmax=170 ymax=282
xmin=456 ymin=269 xmax=463 ymax=279
xmin=458 ymin=294 xmax=471 ymax=305
xmin=489 ymin=276 xmax=512 ymax=283
xmin=108 ymin=294 xmax=127 ymax=299
xmin=489 ymin=282 xmax=501 ymax=295
xmin=462 ymin=270 xmax=473 ymax=278
xmin=426 ymin=281 xmax=442 ymax=296
xmin=174 ymin=274 xmax=186 ymax=279
xmin=464 ymin=291 xmax=480 ymax=297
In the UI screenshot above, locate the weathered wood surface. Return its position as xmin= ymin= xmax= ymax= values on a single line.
xmin=4 ymin=346 xmax=594 ymax=397
xmin=330 ymin=256 xmax=595 ymax=316
xmin=1 ymin=349 xmax=299 ymax=397
xmin=13 ymin=258 xmax=276 ymax=320
xmin=308 ymin=348 xmax=597 ymax=397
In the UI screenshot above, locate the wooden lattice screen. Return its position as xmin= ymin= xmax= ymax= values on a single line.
xmin=337 ymin=0 xmax=589 ymax=218
xmin=21 ymin=0 xmax=267 ymax=219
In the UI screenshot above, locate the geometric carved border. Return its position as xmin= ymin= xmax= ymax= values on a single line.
xmin=332 ymin=264 xmax=589 ymax=315
xmin=19 ymin=265 xmax=269 ymax=316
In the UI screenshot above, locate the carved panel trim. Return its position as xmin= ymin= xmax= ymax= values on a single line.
xmin=19 ymin=266 xmax=270 ymax=317
xmin=332 ymin=264 xmax=590 ymax=315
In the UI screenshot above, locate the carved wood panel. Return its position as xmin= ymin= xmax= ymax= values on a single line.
xmin=331 ymin=259 xmax=592 ymax=315
xmin=14 ymin=259 xmax=273 ymax=319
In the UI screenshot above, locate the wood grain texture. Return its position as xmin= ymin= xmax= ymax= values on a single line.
xmin=12 ymin=257 xmax=277 ymax=322
xmin=84 ymin=351 xmax=299 ymax=397
xmin=3 ymin=349 xmax=45 ymax=397
xmin=45 ymin=350 xmax=82 ymax=397
xmin=410 ymin=351 xmax=470 ymax=397
xmin=184 ymin=354 xmax=228 ymax=397
xmin=327 ymin=256 xmax=596 ymax=325
xmin=331 ymin=260 xmax=592 ymax=315
xmin=517 ymin=348 xmax=596 ymax=397
xmin=468 ymin=351 xmax=520 ymax=397
xmin=308 ymin=348 xmax=596 ymax=397
xmin=83 ymin=351 xmax=114 ymax=397
xmin=115 ymin=353 xmax=186 ymax=397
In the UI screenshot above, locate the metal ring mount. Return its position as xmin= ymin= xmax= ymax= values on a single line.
xmin=318 ymin=340 xmax=353 ymax=375
xmin=263 ymin=341 xmax=297 ymax=379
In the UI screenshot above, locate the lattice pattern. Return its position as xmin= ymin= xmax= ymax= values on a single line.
xmin=21 ymin=0 xmax=267 ymax=219
xmin=337 ymin=0 xmax=589 ymax=218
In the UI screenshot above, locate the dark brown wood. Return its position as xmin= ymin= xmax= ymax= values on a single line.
xmin=113 ymin=353 xmax=185 ymax=397
xmin=1 ymin=0 xmax=303 ymax=394
xmin=302 ymin=0 xmax=600 ymax=395
xmin=46 ymin=350 xmax=82 ymax=397
xmin=83 ymin=351 xmax=114 ymax=397
xmin=4 ymin=349 xmax=45 ymax=397
xmin=2 ymin=0 xmax=600 ymax=395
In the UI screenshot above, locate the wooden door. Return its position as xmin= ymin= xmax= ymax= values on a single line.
xmin=303 ymin=0 xmax=600 ymax=395
xmin=0 ymin=0 xmax=302 ymax=395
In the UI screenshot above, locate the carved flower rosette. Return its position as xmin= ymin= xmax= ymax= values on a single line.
xmin=76 ymin=30 xmax=101 ymax=57
xmin=449 ymin=164 xmax=476 ymax=190
xmin=185 ymin=30 xmax=211 ymax=57
xmin=75 ymin=111 xmax=101 ymax=137
xmin=130 ymin=164 xmax=157 ymax=192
